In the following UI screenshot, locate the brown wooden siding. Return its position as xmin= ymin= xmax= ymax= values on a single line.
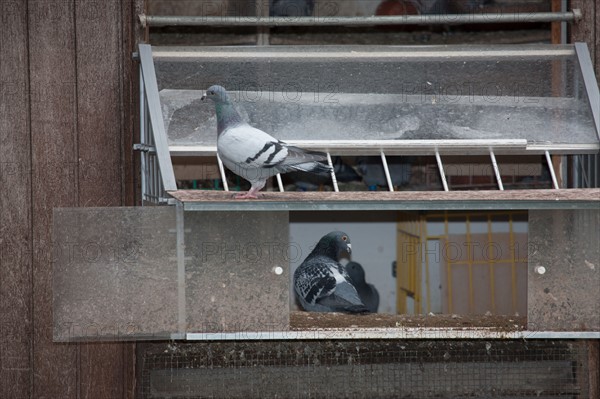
xmin=1 ymin=1 xmax=598 ymax=398
xmin=1 ymin=0 xmax=140 ymax=397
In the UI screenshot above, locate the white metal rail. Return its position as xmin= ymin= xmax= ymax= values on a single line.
xmin=176 ymin=139 xmax=570 ymax=193
xmin=140 ymin=11 xmax=581 ymax=28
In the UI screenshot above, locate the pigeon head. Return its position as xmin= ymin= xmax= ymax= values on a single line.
xmin=201 ymin=85 xmax=243 ymax=135
xmin=201 ymin=85 xmax=230 ymax=103
xmin=345 ymin=261 xmax=366 ymax=284
xmin=311 ymin=231 xmax=352 ymax=260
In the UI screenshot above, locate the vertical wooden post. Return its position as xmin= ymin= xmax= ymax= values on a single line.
xmin=0 ymin=1 xmax=32 ymax=397
xmin=29 ymin=0 xmax=80 ymax=395
xmin=571 ymin=1 xmax=598 ymax=75
xmin=0 ymin=0 xmax=140 ymax=397
xmin=75 ymin=0 xmax=132 ymax=397
xmin=589 ymin=340 xmax=599 ymax=399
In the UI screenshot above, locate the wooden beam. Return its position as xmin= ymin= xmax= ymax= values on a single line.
xmin=590 ymin=340 xmax=600 ymax=399
xmin=75 ymin=0 xmax=128 ymax=397
xmin=551 ymin=0 xmax=562 ymax=44
xmin=0 ymin=1 xmax=32 ymax=397
xmin=28 ymin=0 xmax=79 ymax=396
xmin=571 ymin=1 xmax=597 ymax=75
xmin=170 ymin=188 xmax=600 ymax=202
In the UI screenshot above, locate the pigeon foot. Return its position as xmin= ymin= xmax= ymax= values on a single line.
xmin=233 ymin=192 xmax=259 ymax=199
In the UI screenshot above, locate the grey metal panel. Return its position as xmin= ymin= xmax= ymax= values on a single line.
xmin=182 ymin=200 xmax=600 ymax=212
xmin=138 ymin=44 xmax=177 ymax=191
xmin=53 ymin=207 xmax=290 ymax=341
xmin=184 ymin=211 xmax=290 ymax=333
xmin=575 ymin=42 xmax=600 ymax=140
xmin=142 ymin=12 xmax=578 ymax=28
xmin=528 ymin=209 xmax=600 ymax=331
xmin=185 ymin=330 xmax=600 ymax=341
xmin=53 ymin=207 xmax=179 ymax=341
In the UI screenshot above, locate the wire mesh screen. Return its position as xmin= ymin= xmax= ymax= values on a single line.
xmin=138 ymin=340 xmax=591 ymax=398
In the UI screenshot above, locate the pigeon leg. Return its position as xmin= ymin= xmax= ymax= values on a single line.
xmin=234 ymin=190 xmax=259 ymax=199
xmin=233 ymin=181 xmax=265 ymax=199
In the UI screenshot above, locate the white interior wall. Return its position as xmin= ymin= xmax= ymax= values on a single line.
xmin=289 ymin=213 xmax=528 ymax=315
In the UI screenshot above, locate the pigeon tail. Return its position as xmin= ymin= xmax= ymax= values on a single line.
xmin=287 ymin=161 xmax=331 ymax=175
xmin=316 ymin=295 xmax=370 ymax=314
xmin=343 ymin=304 xmax=371 ymax=314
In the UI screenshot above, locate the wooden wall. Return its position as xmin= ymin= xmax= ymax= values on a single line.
xmin=571 ymin=0 xmax=599 ymax=76
xmin=0 ymin=0 xmax=142 ymax=397
xmin=1 ymin=1 xmax=598 ymax=398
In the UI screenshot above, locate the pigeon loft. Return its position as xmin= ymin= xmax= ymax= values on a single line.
xmin=51 ymin=43 xmax=600 ymax=342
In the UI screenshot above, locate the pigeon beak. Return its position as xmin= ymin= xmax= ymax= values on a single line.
xmin=201 ymin=92 xmax=207 ymax=101
xmin=347 ymin=243 xmax=352 ymax=254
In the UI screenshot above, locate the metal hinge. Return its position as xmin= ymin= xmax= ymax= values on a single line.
xmin=133 ymin=143 xmax=156 ymax=153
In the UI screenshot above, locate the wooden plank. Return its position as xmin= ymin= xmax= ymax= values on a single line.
xmin=75 ymin=0 xmax=138 ymax=397
xmin=28 ymin=0 xmax=79 ymax=397
xmin=571 ymin=1 xmax=596 ymax=65
xmin=595 ymin=1 xmax=600 ymax=77
xmin=122 ymin=0 xmax=140 ymax=208
xmin=123 ymin=0 xmax=145 ymax=395
xmin=0 ymin=1 xmax=32 ymax=398
xmin=590 ymin=340 xmax=600 ymax=399
xmin=130 ymin=0 xmax=147 ymax=206
xmin=76 ymin=0 xmax=122 ymax=206
xmin=551 ymin=0 xmax=562 ymax=44
xmin=169 ymin=188 xmax=600 ymax=204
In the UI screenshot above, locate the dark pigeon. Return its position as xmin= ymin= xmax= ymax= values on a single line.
xmin=345 ymin=261 xmax=380 ymax=313
xmin=270 ymin=0 xmax=314 ymax=16
xmin=294 ymin=232 xmax=370 ymax=314
xmin=356 ymin=156 xmax=412 ymax=190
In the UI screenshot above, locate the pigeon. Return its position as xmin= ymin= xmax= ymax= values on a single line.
xmin=270 ymin=0 xmax=314 ymax=17
xmin=345 ymin=261 xmax=380 ymax=313
xmin=294 ymin=231 xmax=370 ymax=313
xmin=356 ymin=156 xmax=412 ymax=190
xmin=285 ymin=156 xmax=361 ymax=190
xmin=201 ymin=85 xmax=331 ymax=199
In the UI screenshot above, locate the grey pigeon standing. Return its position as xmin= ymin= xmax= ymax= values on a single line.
xmin=345 ymin=261 xmax=380 ymax=313
xmin=201 ymin=85 xmax=331 ymax=199
xmin=294 ymin=232 xmax=370 ymax=313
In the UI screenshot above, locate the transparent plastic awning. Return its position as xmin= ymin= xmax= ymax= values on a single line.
xmin=152 ymin=44 xmax=599 ymax=154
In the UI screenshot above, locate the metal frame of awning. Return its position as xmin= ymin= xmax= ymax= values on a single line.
xmin=136 ymin=43 xmax=600 ymax=203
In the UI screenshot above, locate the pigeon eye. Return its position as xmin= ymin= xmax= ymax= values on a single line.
xmin=342 ymin=236 xmax=348 ymax=241
xmin=209 ymin=90 xmax=215 ymax=95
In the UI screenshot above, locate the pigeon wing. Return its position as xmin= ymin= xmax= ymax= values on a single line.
xmin=271 ymin=145 xmax=331 ymax=174
xmin=316 ymin=280 xmax=368 ymax=313
xmin=322 ymin=264 xmax=367 ymax=310
xmin=294 ymin=260 xmax=337 ymax=306
xmin=218 ymin=124 xmax=289 ymax=169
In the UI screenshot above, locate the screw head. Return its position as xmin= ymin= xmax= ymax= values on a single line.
xmin=535 ymin=266 xmax=546 ymax=275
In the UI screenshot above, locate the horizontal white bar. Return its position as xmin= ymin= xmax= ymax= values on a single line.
xmin=145 ymin=12 xmax=578 ymax=28
xmin=527 ymin=142 xmax=600 ymax=153
xmin=170 ymin=139 xmax=528 ymax=157
xmin=154 ymin=49 xmax=575 ymax=60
